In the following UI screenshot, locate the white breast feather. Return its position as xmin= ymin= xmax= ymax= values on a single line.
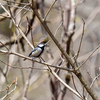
xmin=30 ymin=48 xmax=42 ymax=57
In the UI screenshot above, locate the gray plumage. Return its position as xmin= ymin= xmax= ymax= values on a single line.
xmin=24 ymin=43 xmax=46 ymax=61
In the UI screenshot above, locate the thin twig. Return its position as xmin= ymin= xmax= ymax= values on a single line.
xmin=44 ymin=0 xmax=57 ymax=21
xmin=16 ymin=37 xmax=25 ymax=86
xmin=3 ymin=4 xmax=32 ymax=12
xmin=3 ymin=0 xmax=28 ymax=5
xmin=71 ymin=73 xmax=83 ymax=98
xmin=0 ymin=41 xmax=9 ymax=51
xmin=18 ymin=8 xmax=29 ymax=27
xmin=26 ymin=16 xmax=35 ymax=46
xmin=40 ymin=0 xmax=47 ymax=35
xmin=90 ymin=74 xmax=100 ymax=87
xmin=83 ymin=86 xmax=85 ymax=99
xmin=77 ymin=43 xmax=100 ymax=70
xmin=54 ymin=21 xmax=63 ymax=36
xmin=14 ymin=3 xmax=30 ymax=18
xmin=23 ymin=61 xmax=34 ymax=98
xmin=75 ymin=19 xmax=85 ymax=60
xmin=90 ymin=74 xmax=100 ymax=88
xmin=86 ymin=74 xmax=100 ymax=100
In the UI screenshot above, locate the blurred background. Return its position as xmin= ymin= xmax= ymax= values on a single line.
xmin=0 ymin=0 xmax=100 ymax=100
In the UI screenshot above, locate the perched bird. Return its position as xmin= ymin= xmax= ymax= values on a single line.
xmin=23 ymin=43 xmax=46 ymax=61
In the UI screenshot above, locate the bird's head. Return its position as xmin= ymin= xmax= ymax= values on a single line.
xmin=37 ymin=40 xmax=50 ymax=49
xmin=37 ymin=43 xmax=46 ymax=48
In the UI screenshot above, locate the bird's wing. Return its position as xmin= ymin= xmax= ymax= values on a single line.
xmin=28 ymin=48 xmax=37 ymax=57
xmin=28 ymin=47 xmax=42 ymax=57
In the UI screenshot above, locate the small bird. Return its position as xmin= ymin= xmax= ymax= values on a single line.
xmin=24 ymin=43 xmax=46 ymax=61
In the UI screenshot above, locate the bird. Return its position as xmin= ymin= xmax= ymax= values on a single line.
xmin=23 ymin=43 xmax=46 ymax=61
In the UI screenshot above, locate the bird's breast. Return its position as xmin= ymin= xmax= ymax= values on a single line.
xmin=30 ymin=48 xmax=42 ymax=57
